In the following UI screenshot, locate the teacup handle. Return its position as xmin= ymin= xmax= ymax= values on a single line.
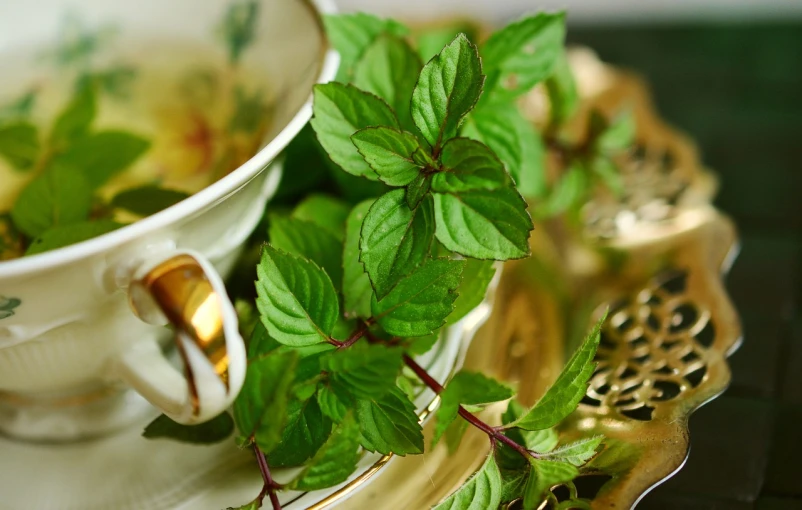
xmin=115 ymin=250 xmax=246 ymax=425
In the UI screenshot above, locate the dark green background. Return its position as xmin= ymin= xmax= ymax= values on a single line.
xmin=569 ymin=23 xmax=802 ymax=509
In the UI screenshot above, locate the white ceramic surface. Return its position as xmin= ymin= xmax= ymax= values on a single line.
xmin=0 ymin=0 xmax=338 ymax=439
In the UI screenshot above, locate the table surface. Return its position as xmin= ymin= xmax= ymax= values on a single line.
xmin=568 ymin=22 xmax=802 ymax=509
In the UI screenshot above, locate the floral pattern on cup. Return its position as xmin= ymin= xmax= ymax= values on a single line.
xmin=0 ymin=296 xmax=21 ymax=320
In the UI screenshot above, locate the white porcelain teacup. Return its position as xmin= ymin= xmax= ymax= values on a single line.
xmin=0 ymin=0 xmax=337 ymax=441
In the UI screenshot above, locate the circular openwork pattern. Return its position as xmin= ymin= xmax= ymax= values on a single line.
xmin=582 ymin=271 xmax=714 ymax=421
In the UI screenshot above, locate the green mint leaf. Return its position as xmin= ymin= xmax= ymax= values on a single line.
xmin=406 ymin=332 xmax=439 ymax=356
xmin=142 ymin=412 xmax=234 ymax=444
xmin=292 ymin=194 xmax=350 ymax=241
xmin=431 ymin=138 xmax=510 ymax=193
xmin=342 ymin=200 xmax=374 ymax=319
xmin=311 ymin=82 xmax=399 ymax=180
xmin=50 ymin=84 xmax=96 ymax=146
xmin=233 ymin=350 xmax=298 ymax=451
xmin=256 ymin=245 xmax=339 ymax=347
xmin=591 ymin=156 xmax=625 ymax=197
xmin=371 ymin=257 xmax=464 ymax=337
xmin=292 ymin=414 xmax=362 ymax=491
xmin=247 ymin=321 xmax=281 ymax=359
xmin=322 ymin=13 xmax=409 ymax=81
xmin=352 ymin=127 xmax=424 ymax=187
xmin=510 ymin=318 xmax=602 ymax=431
xmin=269 ymin=215 xmax=343 ymax=291
xmin=411 ymin=34 xmax=484 ymax=151
xmin=53 ymin=130 xmax=150 ymax=188
xmin=462 ymin=103 xmax=546 ymax=197
xmin=110 ymin=185 xmax=189 ymax=216
xmin=405 ymin=172 xmax=432 ymax=209
xmin=502 ymin=401 xmax=559 ymax=456
xmin=25 ymin=220 xmax=121 ymax=255
xmin=0 ymin=90 xmax=36 ymax=121
xmin=447 ymin=260 xmax=496 ymax=325
xmin=317 ymin=384 xmax=351 ymax=422
xmin=534 ymin=161 xmax=588 ymax=219
xmin=0 ymin=121 xmax=39 ymax=170
xmin=415 ymin=22 xmax=481 ymax=62
xmin=432 ymin=371 xmax=514 ymax=447
xmin=11 ymin=165 xmax=93 ymax=238
xmin=545 ymin=49 xmax=579 ymax=126
xmin=218 ymin=0 xmax=259 ymax=65
xmin=500 ymin=470 xmax=529 ymax=503
xmin=541 ymin=436 xmax=603 ymax=466
xmin=595 ymin=108 xmax=636 ymax=153
xmin=275 ymin=124 xmax=332 ymax=202
xmin=321 ymin=343 xmax=404 ymax=399
xmin=356 ymin=386 xmax=423 ymax=455
xmin=481 ymin=12 xmax=566 ymax=101
xmin=433 ymin=186 xmax=533 ymax=260
xmin=434 ymin=454 xmax=502 ymax=510
xmin=354 ymin=34 xmax=422 ymax=130
xmin=360 ymin=189 xmax=435 ymax=299
xmin=269 ymin=397 xmax=332 ymax=467
xmin=524 ymin=460 xmax=579 ymax=508
xmin=443 ymin=416 xmax=470 ymax=454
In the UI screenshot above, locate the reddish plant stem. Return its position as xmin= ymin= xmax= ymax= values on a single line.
xmin=402 ymin=354 xmax=537 ymax=462
xmin=253 ymin=445 xmax=281 ymax=510
xmin=329 ymin=320 xmax=375 ymax=349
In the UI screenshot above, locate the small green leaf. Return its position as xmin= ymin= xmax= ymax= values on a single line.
xmin=545 ymin=49 xmax=579 ymax=126
xmin=292 ymin=415 xmax=362 ymax=491
xmin=510 ymin=318 xmax=603 ymax=431
xmin=443 ymin=416 xmax=470 ymax=454
xmin=217 ymin=0 xmax=259 ymax=65
xmin=462 ymin=103 xmax=546 ymax=197
xmin=292 ymin=194 xmax=350 ymax=241
xmin=356 ymin=387 xmax=423 ymax=455
xmin=360 ymin=189 xmax=435 ymax=299
xmin=434 ymin=454 xmax=502 ymax=510
xmin=322 ymin=13 xmax=409 ymax=81
xmin=352 ymin=127 xmax=423 ymax=187
xmin=233 ymin=350 xmax=298 ymax=452
xmin=53 ymin=130 xmax=150 ymax=188
xmin=524 ymin=460 xmax=579 ymax=508
xmin=541 ymin=436 xmax=603 ymax=466
xmin=269 ymin=397 xmax=333 ymax=468
xmin=0 ymin=89 xmax=36 ymax=120
xmin=311 ymin=83 xmax=399 ymax=180
xmin=595 ymin=108 xmax=636 ymax=153
xmin=275 ymin=124 xmax=332 ymax=202
xmin=50 ymin=85 xmax=96 ymax=146
xmin=143 ymin=413 xmax=234 ymax=444
xmin=321 ymin=343 xmax=404 ymax=399
xmin=255 ymin=245 xmax=339 ymax=347
xmin=110 ymin=185 xmax=189 ymax=216
xmin=431 ymin=138 xmax=509 ymax=193
xmin=405 ymin=172 xmax=432 ymax=209
xmin=371 ymin=257 xmax=465 ymax=337
xmin=25 ymin=220 xmax=121 ymax=255
xmin=534 ymin=161 xmax=588 ymax=219
xmin=342 ymin=200 xmax=374 ymax=319
xmin=433 ymin=186 xmax=533 ymax=260
xmin=269 ymin=216 xmax=343 ymax=290
xmin=411 ymin=34 xmax=484 ymax=150
xmin=447 ymin=259 xmax=496 ymax=325
xmin=432 ymin=371 xmax=514 ymax=447
xmin=500 ymin=470 xmax=529 ymax=503
xmin=317 ymin=384 xmax=351 ymax=422
xmin=11 ymin=165 xmax=93 ymax=238
xmin=406 ymin=332 xmax=439 ymax=356
xmin=354 ymin=34 xmax=422 ymax=130
xmin=591 ymin=156 xmax=625 ymax=197
xmin=0 ymin=122 xmax=39 ymax=170
xmin=482 ymin=12 xmax=566 ymax=101
xmin=247 ymin=321 xmax=281 ymax=359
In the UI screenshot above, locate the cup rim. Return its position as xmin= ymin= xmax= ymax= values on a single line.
xmin=0 ymin=0 xmax=339 ymax=279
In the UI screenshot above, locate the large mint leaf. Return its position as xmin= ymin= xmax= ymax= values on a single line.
xmin=447 ymin=259 xmax=496 ymax=324
xmin=269 ymin=397 xmax=332 ymax=467
xmin=321 ymin=344 xmax=403 ymax=399
xmin=352 ymin=127 xmax=423 ymax=186
xmin=360 ymin=189 xmax=435 ymax=299
xmin=269 ymin=216 xmax=343 ymax=290
xmin=11 ymin=164 xmax=93 ymax=238
xmin=540 ymin=436 xmax=603 ymax=466
xmin=545 ymin=49 xmax=579 ymax=126
xmin=510 ymin=318 xmax=602 ymax=431
xmin=291 ymin=194 xmax=350 ymax=241
xmin=317 ymin=384 xmax=351 ymax=422
xmin=311 ymin=83 xmax=399 ymax=180
xmin=371 ymin=257 xmax=464 ymax=337
xmin=233 ymin=350 xmax=298 ymax=451
xmin=256 ymin=245 xmax=339 ymax=347
xmin=50 ymin=85 xmax=96 ymax=146
xmin=292 ymin=415 xmax=362 ymax=491
xmin=411 ymin=34 xmax=484 ymax=150
xmin=143 ymin=412 xmax=233 ymax=444
xmin=433 ymin=454 xmax=502 ymax=510
xmin=354 ymin=34 xmax=422 ymax=130
xmin=462 ymin=103 xmax=546 ymax=197
xmin=25 ymin=221 xmax=121 ymax=255
xmin=356 ymin=387 xmax=423 ymax=455
xmin=523 ymin=460 xmax=579 ymax=508
xmin=322 ymin=13 xmax=408 ymax=81
xmin=0 ymin=121 xmax=39 ymax=170
xmin=431 ymin=138 xmax=509 ymax=193
xmin=53 ymin=130 xmax=149 ymax=188
xmin=342 ymin=200 xmax=374 ymax=319
xmin=433 ymin=186 xmax=533 ymax=260
xmin=481 ymin=12 xmax=566 ymax=101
